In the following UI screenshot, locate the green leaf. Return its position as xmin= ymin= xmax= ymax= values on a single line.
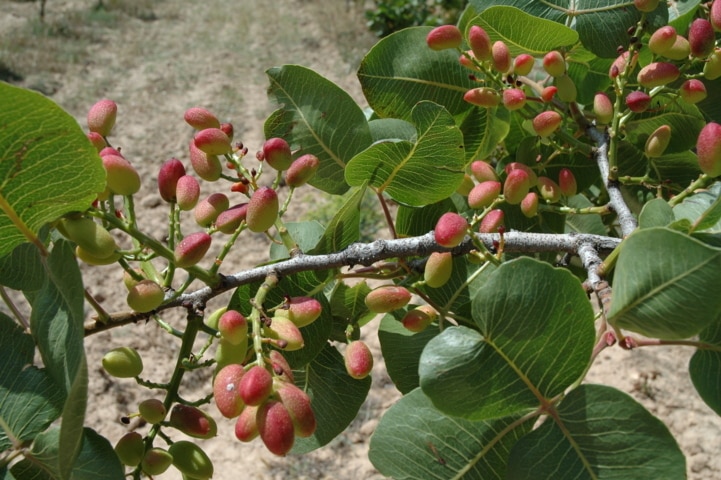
xmin=328 ymin=281 xmax=374 ymax=342
xmin=309 ymin=185 xmax=365 ymax=255
xmin=345 ymin=102 xmax=465 ymax=206
xmin=565 ymin=194 xmax=608 ymax=236
xmin=668 ymin=0 xmax=703 ymax=33
xmin=0 ymin=82 xmax=106 ymax=257
xmin=269 ymin=221 xmax=325 ymax=260
xmin=689 ymin=320 xmax=721 ymax=416
xmin=395 ymin=198 xmax=457 ymax=237
xmin=58 ymin=356 xmax=88 ymax=480
xmin=416 ymin=254 xmax=484 ymax=323
xmin=639 ymin=198 xmax=675 ymax=229
xmin=419 ymin=258 xmax=595 ymax=420
xmin=357 ymin=27 xmax=477 ymax=120
xmin=378 ymin=315 xmax=438 ymax=394
xmin=567 ymin=46 xmax=613 ymax=105
xmin=291 ymin=343 xmax=371 ymax=454
xmin=0 ymin=242 xmax=45 ymax=291
xmin=609 ymin=227 xmax=721 ymax=339
xmin=468 ymin=6 xmax=578 ymax=55
xmin=27 ymin=240 xmax=85 ymax=396
xmin=506 ymin=384 xmax=685 ymax=479
xmin=0 ymin=312 xmax=64 ymax=452
xmin=264 ymin=65 xmax=372 ymax=195
xmin=624 ymin=99 xmax=706 ymax=155
xmin=13 ymin=427 xmax=124 ymax=480
xmin=673 ymin=183 xmax=721 ymax=234
xmin=369 ymin=388 xmax=532 ymax=479
xmin=459 ymin=105 xmax=510 ymax=162
xmin=368 ymin=118 xmax=416 ymax=143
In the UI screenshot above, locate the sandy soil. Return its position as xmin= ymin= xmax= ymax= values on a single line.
xmin=2 ymin=1 xmax=721 ymax=478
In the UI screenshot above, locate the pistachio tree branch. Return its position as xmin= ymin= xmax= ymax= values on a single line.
xmin=84 ymin=231 xmax=621 ymax=336
xmin=585 ymin=126 xmax=638 ymax=237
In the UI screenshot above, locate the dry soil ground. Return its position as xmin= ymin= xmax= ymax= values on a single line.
xmin=2 ymin=0 xmax=721 ymax=478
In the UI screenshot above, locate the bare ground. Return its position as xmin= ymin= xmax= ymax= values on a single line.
xmin=2 ymin=1 xmax=721 ymax=478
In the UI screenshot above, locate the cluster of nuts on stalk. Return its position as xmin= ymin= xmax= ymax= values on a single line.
xmin=425 ymin=0 xmax=721 ymax=239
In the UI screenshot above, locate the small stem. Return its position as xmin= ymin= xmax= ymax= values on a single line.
xmin=249 ymin=273 xmax=279 ymax=367
xmin=376 ymin=190 xmax=397 ymax=239
xmin=668 ymin=173 xmax=714 ymax=207
xmin=84 ymin=288 xmax=110 ymax=323
xmin=0 ymin=286 xmax=29 ymax=330
xmin=538 ymin=203 xmax=611 ymax=216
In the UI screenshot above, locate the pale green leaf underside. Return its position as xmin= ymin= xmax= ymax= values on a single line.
xmin=0 ymin=82 xmax=105 ymax=257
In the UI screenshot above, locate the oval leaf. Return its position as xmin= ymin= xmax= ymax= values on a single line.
xmin=689 ymin=320 xmax=721 ymax=416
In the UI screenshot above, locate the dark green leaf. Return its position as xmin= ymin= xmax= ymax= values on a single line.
xmin=309 ymin=185 xmax=365 ymax=255
xmin=378 ymin=315 xmax=438 ymax=394
xmin=609 ymin=227 xmax=721 ymax=339
xmin=689 ymin=320 xmax=721 ymax=416
xmin=0 ymin=243 xmax=45 ymax=291
xmin=459 ymin=105 xmax=510 ymax=162
xmin=420 ymin=258 xmax=595 ymax=420
xmin=328 ymin=281 xmax=374 ymax=342
xmin=345 ymin=102 xmax=465 ymax=206
xmin=395 ymin=198 xmax=457 ymax=238
xmin=564 ymin=194 xmax=608 ymax=235
xmin=59 ymin=356 xmax=88 ymax=480
xmin=291 ymin=343 xmax=371 ymax=453
xmin=369 ymin=388 xmax=532 ymax=479
xmin=0 ymin=313 xmax=63 ymax=452
xmin=639 ymin=198 xmax=675 ymax=229
xmin=624 ymin=98 xmax=706 ymax=154
xmin=0 ymin=83 xmax=106 ymax=257
xmin=265 ymin=65 xmax=372 ymax=195
xmin=506 ymin=384 xmax=685 ymax=479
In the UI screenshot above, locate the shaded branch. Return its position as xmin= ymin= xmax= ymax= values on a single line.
xmin=85 ymin=231 xmax=621 ymax=335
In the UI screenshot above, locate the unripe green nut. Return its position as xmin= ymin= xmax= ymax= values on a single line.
xmin=114 ymin=432 xmax=144 ymax=467
xmin=87 ymin=99 xmax=117 ymax=137
xmin=491 ymin=40 xmax=511 ymax=73
xmin=218 ymin=310 xmax=248 ymax=346
xmin=401 ymin=305 xmax=438 ymax=332
xmin=169 ymin=404 xmax=217 ymax=439
xmin=637 ymin=62 xmax=680 ymax=88
xmin=285 ymin=154 xmax=320 ymax=187
xmin=174 ymin=232 xmax=212 ymax=268
xmin=513 ymin=53 xmax=535 ymax=76
xmin=697 ymin=122 xmax=721 ymax=177
xmin=502 ymin=88 xmax=526 ymax=110
xmin=257 ymin=400 xmax=296 ymax=456
xmin=189 ymin=140 xmax=222 ymax=182
xmin=176 ymin=175 xmax=200 ymax=211
xmin=205 ymin=306 xmax=227 ymax=330
xmin=141 ymin=448 xmax=173 ymax=476
xmin=593 ymin=92 xmax=614 ymax=124
xmin=503 ymin=169 xmax=531 ymax=205
xmin=468 ymin=181 xmax=501 ymax=209
xmin=558 ymin=168 xmax=578 ymax=197
xmin=470 ymin=160 xmax=498 ymax=182
xmin=194 ymin=127 xmax=231 ymax=155
xmin=275 ymin=380 xmax=316 ymax=438
xmin=424 ymin=252 xmax=453 ymax=288
xmin=75 ymin=246 xmax=120 ymax=266
xmin=426 ymin=25 xmax=462 ymax=51
xmin=102 ymin=154 xmax=141 ymax=196
xmin=664 ymin=35 xmax=690 ymax=61
xmin=59 ymin=217 xmax=118 ymax=259
xmin=464 ymin=87 xmax=501 ymax=108
xmin=194 ymin=192 xmax=230 ymax=227
xmin=704 ymin=49 xmax=721 ymax=80
xmin=344 ymin=340 xmax=374 ymax=380
xmin=689 ymin=18 xmax=715 ymax=58
xmin=126 ymin=280 xmax=164 ymax=313
xmin=648 ymin=26 xmax=677 ymax=55
xmin=234 ymin=404 xmax=260 ymax=442
xmin=644 ymin=125 xmax=672 ymax=158
xmin=262 ymin=137 xmax=293 ymax=171
xmin=479 ymin=209 xmax=505 ymax=233
xmin=520 ymin=192 xmax=539 ymax=218
xmin=213 ymin=363 xmax=246 ymax=418
xmin=634 ymin=0 xmax=659 ymax=12
xmin=365 ymin=286 xmax=412 ymax=313
xmin=543 ymin=50 xmax=566 ymax=77
xmin=168 ymin=441 xmax=214 ymax=480
xmin=277 ymin=296 xmax=323 ymax=328
xmin=214 ymin=338 xmax=247 ymax=372
xmin=555 ymin=74 xmax=577 ymax=103
xmin=216 ymin=203 xmax=248 ymax=234
xmin=138 ymin=398 xmax=167 ymax=424
xmin=184 ymin=107 xmax=220 ymax=130
xmin=434 ymin=212 xmax=468 ymax=247
xmin=468 ymin=25 xmax=492 ymax=61
xmin=157 ymin=158 xmax=186 ymax=203
xmin=246 ymin=186 xmax=279 ymax=233
xmin=102 ymin=346 xmax=143 ymax=378
xmin=267 ymin=316 xmax=305 ymax=351
xmin=532 ymin=111 xmax=562 ymax=138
